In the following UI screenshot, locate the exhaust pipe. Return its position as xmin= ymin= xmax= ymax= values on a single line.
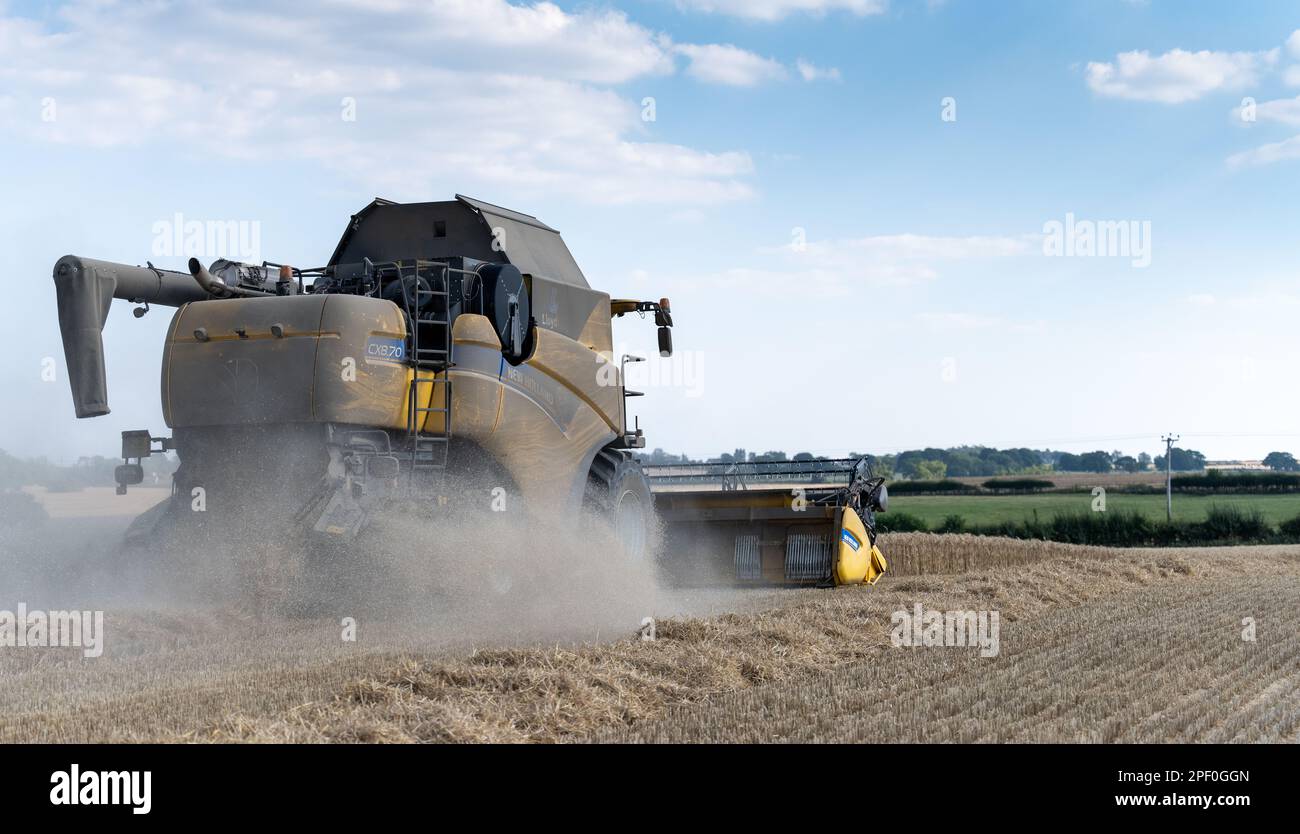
xmin=53 ymin=255 xmax=209 ymax=418
xmin=187 ymin=257 xmax=226 ymax=295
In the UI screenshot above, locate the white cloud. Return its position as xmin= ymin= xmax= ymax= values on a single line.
xmin=916 ymin=311 xmax=1002 ymax=330
xmin=0 ymin=0 xmax=765 ymax=204
xmin=745 ymin=232 xmax=1034 ymax=292
xmin=671 ymin=230 xmax=1034 ymax=300
xmin=1288 ymin=29 xmax=1300 ymax=58
xmin=1238 ymin=94 xmax=1300 ymax=126
xmin=675 ymin=266 xmax=861 ymax=298
xmin=1190 ymin=289 xmax=1300 ymax=312
xmin=674 ymin=0 xmax=886 ymax=22
xmin=1227 ymin=133 xmax=1300 ymax=168
xmin=796 ymin=59 xmax=842 ymax=82
xmin=916 ymin=312 xmax=1046 ymax=333
xmin=841 ymin=233 xmax=1033 ymax=259
xmin=676 ymin=43 xmax=788 ymax=86
xmin=1227 ymin=91 xmax=1300 ymax=169
xmin=203 ymin=0 xmax=678 ymax=85
xmin=775 ymin=232 xmax=1035 ymax=262
xmin=1086 ymin=47 xmax=1278 ymax=103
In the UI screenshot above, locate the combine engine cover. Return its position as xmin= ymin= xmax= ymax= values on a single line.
xmin=162 ymin=294 xmax=415 ymax=431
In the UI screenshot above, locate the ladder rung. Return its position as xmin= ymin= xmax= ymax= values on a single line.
xmin=406 ymin=291 xmax=452 ymax=485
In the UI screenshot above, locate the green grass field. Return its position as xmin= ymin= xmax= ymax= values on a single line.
xmin=889 ymin=492 xmax=1300 ymax=527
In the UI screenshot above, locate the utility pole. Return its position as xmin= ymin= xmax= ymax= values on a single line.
xmin=1162 ymin=433 xmax=1179 ymax=522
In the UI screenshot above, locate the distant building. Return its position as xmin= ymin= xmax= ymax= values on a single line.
xmin=1205 ymin=460 xmax=1267 ymax=471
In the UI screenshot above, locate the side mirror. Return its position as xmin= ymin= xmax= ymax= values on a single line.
xmin=115 ymin=463 xmax=144 ymax=487
xmin=121 ymin=429 xmax=152 ymax=459
xmin=870 ymin=483 xmax=889 ymax=513
xmin=657 ymin=326 xmax=673 ymax=357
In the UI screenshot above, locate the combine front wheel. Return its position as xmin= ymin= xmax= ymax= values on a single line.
xmin=586 ymin=449 xmax=657 ymax=563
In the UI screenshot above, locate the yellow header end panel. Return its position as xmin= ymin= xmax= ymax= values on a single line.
xmin=834 ymin=507 xmax=873 ymax=585
xmin=867 ymin=544 xmax=887 ymax=586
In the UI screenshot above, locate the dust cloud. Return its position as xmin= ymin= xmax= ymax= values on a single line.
xmin=0 ymin=451 xmax=770 ymax=742
xmin=1 ymin=476 xmax=675 ymax=653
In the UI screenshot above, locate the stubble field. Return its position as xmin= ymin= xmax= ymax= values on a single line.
xmin=892 ymin=492 xmax=1300 ymax=527
xmin=2 ymin=503 xmax=1295 ymax=743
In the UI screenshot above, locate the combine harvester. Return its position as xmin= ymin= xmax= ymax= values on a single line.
xmin=52 ymin=195 xmax=887 ymax=588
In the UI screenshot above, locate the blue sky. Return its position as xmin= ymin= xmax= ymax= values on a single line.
xmin=1 ymin=0 xmax=1297 ymax=462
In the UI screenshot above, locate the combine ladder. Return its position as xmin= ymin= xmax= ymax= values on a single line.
xmin=400 ymin=261 xmax=453 ymax=492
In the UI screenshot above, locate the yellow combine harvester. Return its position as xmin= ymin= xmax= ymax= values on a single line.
xmin=51 ymin=195 xmax=887 ymax=588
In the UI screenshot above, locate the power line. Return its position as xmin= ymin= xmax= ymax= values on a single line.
xmin=1162 ymin=433 xmax=1180 ymax=523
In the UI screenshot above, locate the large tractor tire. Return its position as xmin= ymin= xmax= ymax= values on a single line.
xmin=585 ymin=448 xmax=657 ymax=563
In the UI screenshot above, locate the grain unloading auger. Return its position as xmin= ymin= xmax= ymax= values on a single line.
xmin=51 ymin=195 xmax=888 ymax=587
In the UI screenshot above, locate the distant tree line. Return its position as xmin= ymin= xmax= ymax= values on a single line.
xmin=640 ymin=446 xmax=1054 ymax=478
xmin=642 ymin=445 xmax=1300 ymax=478
xmin=1173 ymin=471 xmax=1300 ymax=493
xmin=642 ymin=448 xmax=832 ymax=466
xmin=1152 ymin=448 xmax=1206 ymax=472
xmin=1263 ymin=452 xmax=1300 ymax=471
xmin=890 ymin=447 xmax=1049 ymax=478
